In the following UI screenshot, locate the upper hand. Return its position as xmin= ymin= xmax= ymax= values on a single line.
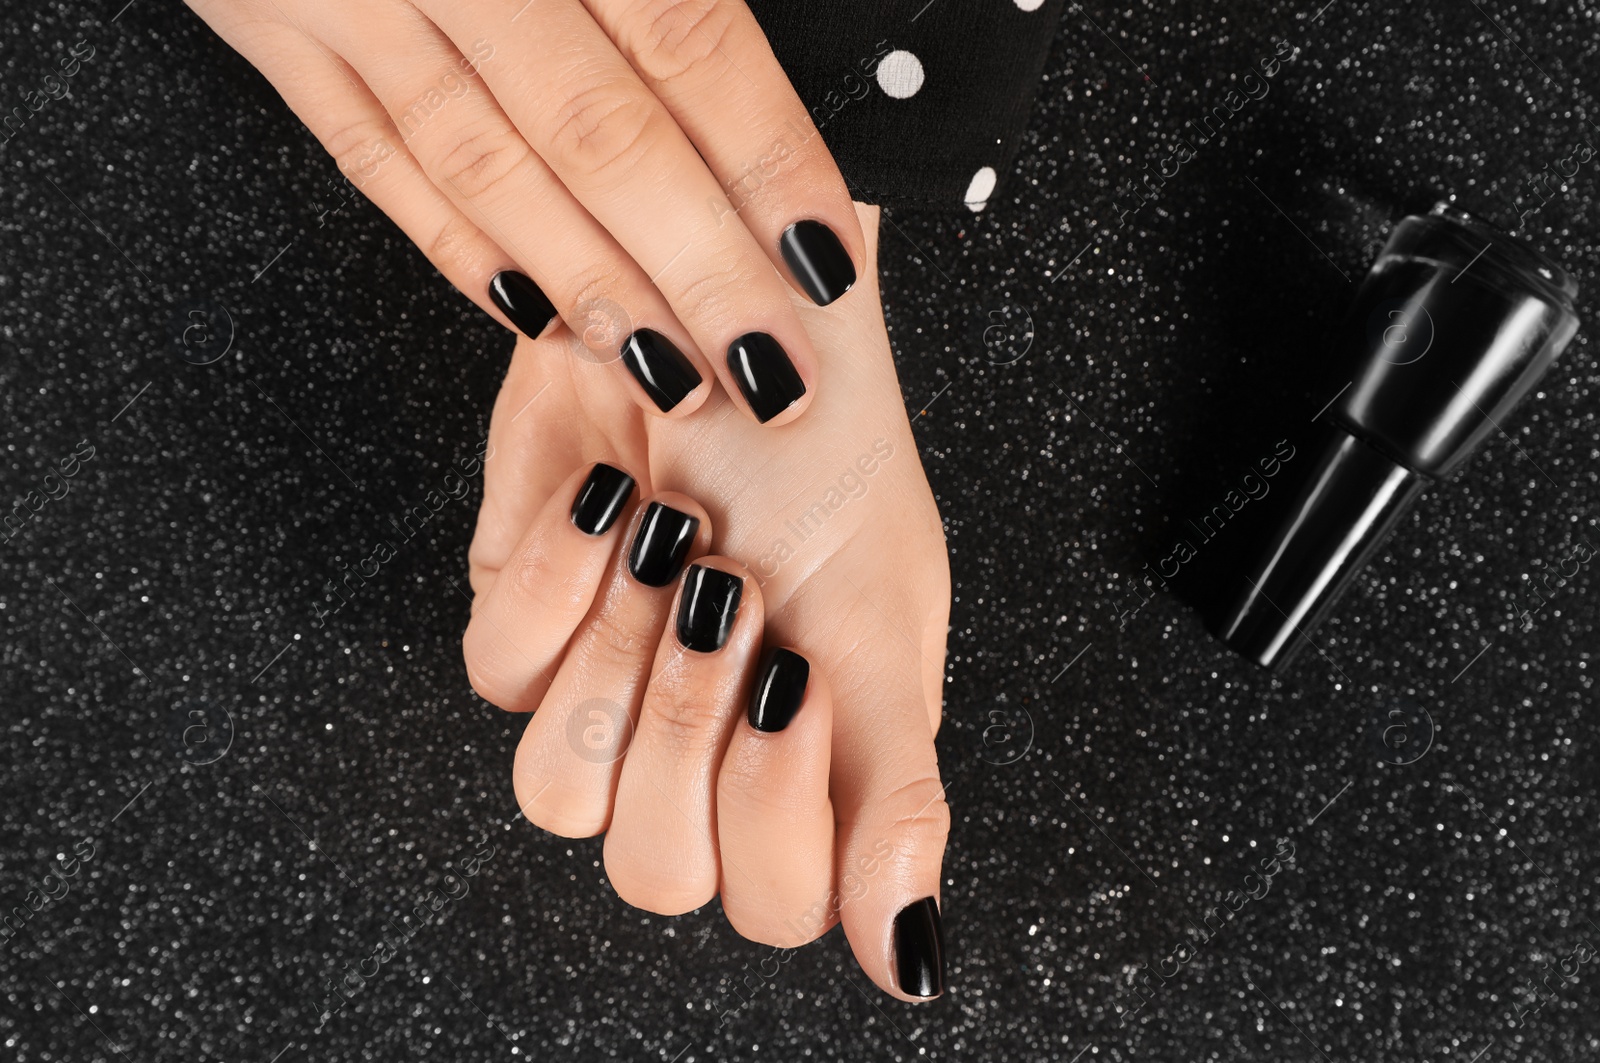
xmin=189 ymin=0 xmax=864 ymax=425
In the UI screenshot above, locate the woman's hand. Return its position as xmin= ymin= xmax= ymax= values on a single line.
xmin=188 ymin=0 xmax=864 ymax=425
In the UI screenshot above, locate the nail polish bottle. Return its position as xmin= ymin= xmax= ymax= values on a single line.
xmin=1214 ymin=201 xmax=1581 ymax=670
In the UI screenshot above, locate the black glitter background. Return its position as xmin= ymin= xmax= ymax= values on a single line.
xmin=3 ymin=1 xmax=1599 ymax=1060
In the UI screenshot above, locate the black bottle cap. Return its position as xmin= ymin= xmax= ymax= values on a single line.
xmin=1212 ymin=201 xmax=1581 ymax=671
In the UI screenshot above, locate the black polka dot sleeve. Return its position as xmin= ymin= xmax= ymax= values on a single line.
xmin=746 ymin=0 xmax=1067 ymax=213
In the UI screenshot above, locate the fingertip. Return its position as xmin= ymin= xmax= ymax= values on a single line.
xmin=619 ymin=327 xmax=713 ymax=416
xmin=746 ymin=646 xmax=821 ymax=734
xmin=725 ymin=331 xmax=811 ymax=426
xmin=751 ymin=384 xmax=812 ymax=428
xmin=603 ymin=834 xmax=717 ymax=916
xmin=854 ymin=201 xmax=881 ymax=266
xmin=625 ymin=491 xmax=711 ymax=589
xmin=569 ymin=461 xmax=637 ymax=537
xmin=890 ymin=896 xmax=946 ymax=1001
xmin=778 ymin=217 xmax=859 ymax=308
xmin=487 ymin=269 xmax=560 ymax=340
xmin=645 ymin=374 xmax=714 ymax=420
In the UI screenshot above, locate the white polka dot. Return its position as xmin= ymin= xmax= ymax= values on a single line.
xmin=1014 ymin=0 xmax=1045 ymax=9
xmin=875 ymin=50 xmax=925 ymax=99
xmin=964 ymin=166 xmax=997 ymax=212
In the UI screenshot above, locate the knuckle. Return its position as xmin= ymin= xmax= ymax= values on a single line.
xmin=581 ymin=603 xmax=657 ymax=668
xmin=422 ymin=212 xmax=483 ymax=270
xmin=670 ymin=259 xmax=762 ymax=329
xmin=718 ymin=745 xmax=827 ymax=816
xmin=505 ymin=542 xmax=593 ymax=620
xmin=631 ymin=0 xmax=738 ymax=84
xmin=564 ymin=267 xmax=638 ymax=357
xmin=844 ymin=775 xmax=951 ymax=854
xmin=547 ymin=77 xmax=657 ymax=176
xmin=321 ymin=115 xmax=397 ymax=181
xmin=432 ymin=124 xmax=528 ymax=201
xmin=565 ymin=263 xmax=628 ymax=321
xmin=643 ymin=665 xmax=724 ymax=750
xmin=715 ymin=748 xmax=767 ymax=803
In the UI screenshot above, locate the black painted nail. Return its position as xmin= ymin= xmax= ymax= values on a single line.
xmin=780 ymin=220 xmax=856 ymax=306
xmin=727 ymin=332 xmax=806 ymax=424
xmin=621 ymin=329 xmax=702 ymax=412
xmin=488 ymin=270 xmax=558 ymax=338
xmin=747 ymin=648 xmax=810 ymax=732
xmin=570 ymin=463 xmax=634 ymax=536
xmin=894 ymin=897 xmax=945 ymax=999
xmin=628 ymin=502 xmax=700 ymax=587
xmin=675 ymin=565 xmax=744 ymax=653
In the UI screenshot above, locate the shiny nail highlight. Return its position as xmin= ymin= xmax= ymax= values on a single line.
xmin=747 ymin=648 xmax=809 ymax=731
xmin=569 ymin=463 xmax=634 ymax=536
xmin=628 ymin=502 xmax=700 ymax=588
xmin=675 ymin=565 xmax=744 ymax=653
xmin=894 ymin=897 xmax=945 ymax=999
xmin=487 ymin=270 xmax=558 ymax=338
xmin=727 ymin=332 xmax=806 ymax=424
xmin=620 ymin=329 xmax=702 ymax=412
xmin=780 ymin=219 xmax=856 ymax=306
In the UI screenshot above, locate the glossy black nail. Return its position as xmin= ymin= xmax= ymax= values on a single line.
xmin=727 ymin=332 xmax=806 ymax=424
xmin=747 ymin=648 xmax=810 ymax=731
xmin=628 ymin=502 xmax=700 ymax=588
xmin=621 ymin=329 xmax=702 ymax=412
xmin=570 ymin=463 xmax=635 ymax=536
xmin=488 ymin=270 xmax=558 ymax=338
xmin=780 ymin=219 xmax=856 ymax=306
xmin=675 ymin=565 xmax=744 ymax=653
xmin=894 ymin=897 xmax=945 ymax=999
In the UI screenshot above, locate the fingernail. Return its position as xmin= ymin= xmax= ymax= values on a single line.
xmin=748 ymin=647 xmax=809 ymax=731
xmin=621 ymin=329 xmax=702 ymax=412
xmin=488 ymin=270 xmax=558 ymax=338
xmin=570 ymin=463 xmax=635 ymax=536
xmin=893 ymin=897 xmax=945 ymax=999
xmin=727 ymin=332 xmax=806 ymax=424
xmin=675 ymin=565 xmax=744 ymax=653
xmin=780 ymin=220 xmax=856 ymax=306
xmin=628 ymin=502 xmax=700 ymax=587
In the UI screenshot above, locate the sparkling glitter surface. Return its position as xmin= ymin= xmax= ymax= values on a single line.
xmin=3 ymin=1 xmax=1598 ymax=1060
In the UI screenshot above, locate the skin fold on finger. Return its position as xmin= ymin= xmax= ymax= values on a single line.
xmin=307 ymin=0 xmax=720 ymax=417
xmin=589 ymin=0 xmax=866 ymax=308
xmin=716 ymin=649 xmax=835 ymax=947
xmin=603 ymin=556 xmax=763 ymax=915
xmin=512 ymin=491 xmax=713 ymax=837
xmin=414 ymin=0 xmax=822 ymax=427
xmin=462 ymin=462 xmax=641 ymax=713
